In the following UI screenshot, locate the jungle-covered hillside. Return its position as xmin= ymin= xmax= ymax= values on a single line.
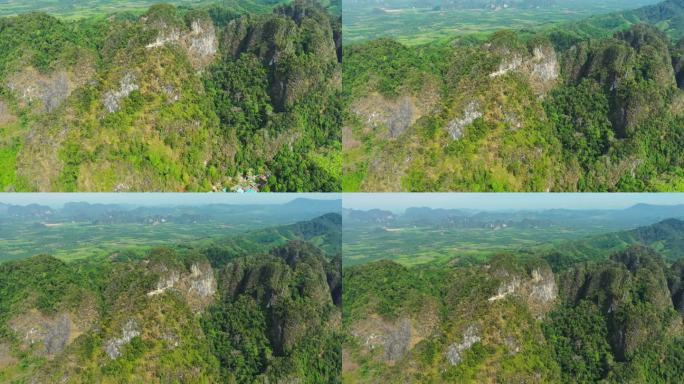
xmin=0 ymin=0 xmax=342 ymax=192
xmin=343 ymin=0 xmax=684 ymax=192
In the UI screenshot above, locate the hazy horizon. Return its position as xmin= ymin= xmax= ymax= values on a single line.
xmin=343 ymin=193 xmax=684 ymax=212
xmin=0 ymin=193 xmax=341 ymax=208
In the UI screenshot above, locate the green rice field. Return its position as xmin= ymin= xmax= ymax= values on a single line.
xmin=343 ymin=223 xmax=623 ymax=267
xmin=342 ymin=0 xmax=660 ymax=45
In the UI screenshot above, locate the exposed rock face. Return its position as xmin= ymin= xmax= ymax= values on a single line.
xmin=103 ymin=73 xmax=139 ymax=113
xmin=326 ymin=256 xmax=342 ymax=306
xmin=488 ymin=44 xmax=559 ymax=93
xmin=350 ymin=300 xmax=439 ymax=365
xmin=44 ymin=314 xmax=71 ymax=355
xmin=145 ymin=18 xmax=218 ymax=68
xmin=672 ymin=36 xmax=684 ymax=88
xmin=104 ymin=319 xmax=140 ymax=359
xmin=488 ymin=276 xmax=520 ymax=302
xmin=386 ymin=97 xmax=414 ymax=138
xmin=488 ymin=262 xmax=557 ymax=317
xmin=0 ymin=343 xmax=18 ymax=368
xmin=352 ymin=88 xmax=439 ymax=140
xmin=445 ymin=324 xmax=481 ymax=366
xmin=383 ymin=318 xmax=412 ymax=361
xmin=9 ymin=307 xmax=96 ymax=356
xmin=490 ymin=55 xmax=523 ymax=78
xmin=147 ymin=270 xmax=180 ymax=296
xmin=145 ymin=28 xmax=181 ymax=49
xmin=186 ymin=20 xmax=218 ymax=66
xmin=147 ymin=262 xmax=216 ymax=312
xmin=530 ymin=267 xmax=558 ymax=305
xmin=446 ymin=101 xmax=482 ymax=140
xmin=7 ymin=69 xmax=70 ymax=113
xmin=530 ymin=45 xmax=560 ymax=92
xmin=0 ymin=100 xmax=16 ymax=125
xmin=351 ymin=316 xmax=413 ymax=363
xmin=188 ymin=263 xmax=216 ymax=299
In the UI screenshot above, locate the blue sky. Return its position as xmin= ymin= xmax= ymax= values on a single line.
xmin=0 ymin=193 xmax=341 ymax=207
xmin=342 ymin=193 xmax=684 ymax=212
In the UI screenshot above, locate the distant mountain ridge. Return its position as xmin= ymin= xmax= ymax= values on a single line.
xmin=540 ymin=218 xmax=684 ymax=270
xmin=0 ymin=198 xmax=341 ymax=223
xmin=344 ymin=205 xmax=684 ymax=229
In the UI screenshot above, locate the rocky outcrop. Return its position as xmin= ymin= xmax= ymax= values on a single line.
xmin=145 ymin=17 xmax=218 ymax=69
xmin=186 ymin=20 xmax=218 ymax=67
xmin=0 ymin=100 xmax=16 ymax=125
xmin=147 ymin=261 xmax=216 ymax=312
xmin=103 ymin=72 xmax=139 ymax=113
xmin=383 ymin=318 xmax=412 ymax=361
xmin=444 ymin=324 xmax=481 ymax=366
xmin=486 ymin=42 xmax=559 ymax=93
xmin=529 ymin=45 xmax=560 ymax=92
xmin=6 ymin=65 xmax=93 ymax=113
xmin=351 ymin=316 xmax=418 ymax=363
xmin=489 ymin=55 xmax=523 ymax=78
xmin=0 ymin=343 xmax=17 ymax=368
xmin=349 ymin=298 xmax=439 ymax=364
xmin=145 ymin=26 xmax=181 ymax=49
xmin=9 ymin=305 xmax=97 ymax=356
xmin=488 ymin=261 xmax=558 ymax=317
xmin=104 ymin=318 xmax=140 ymax=359
xmin=445 ymin=101 xmax=482 ymax=140
xmin=351 ymin=86 xmax=440 ymax=140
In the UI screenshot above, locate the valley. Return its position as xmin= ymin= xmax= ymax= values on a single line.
xmin=342 ymin=198 xmax=684 ymax=383
xmin=0 ymin=0 xmax=279 ymax=19
xmin=0 ymin=196 xmax=342 ymax=383
xmin=343 ymin=203 xmax=684 ymax=266
xmin=343 ymin=0 xmax=661 ymax=45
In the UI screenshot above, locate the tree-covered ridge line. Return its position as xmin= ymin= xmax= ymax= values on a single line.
xmin=0 ymin=0 xmax=342 ymax=192
xmin=343 ymin=0 xmax=684 ymax=192
xmin=342 ymin=217 xmax=684 ymax=383
xmin=0 ymin=213 xmax=342 ymax=383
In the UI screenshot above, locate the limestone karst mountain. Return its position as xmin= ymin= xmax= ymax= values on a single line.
xmin=0 ymin=0 xmax=341 ymax=192
xmin=0 ymin=213 xmax=342 ymax=383
xmin=343 ymin=0 xmax=684 ymax=192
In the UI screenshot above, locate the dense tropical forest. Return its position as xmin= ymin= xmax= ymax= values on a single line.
xmin=342 ymin=206 xmax=684 ymax=382
xmin=0 ymin=0 xmax=342 ymax=192
xmin=0 ymin=202 xmax=342 ymax=383
xmin=343 ymin=0 xmax=684 ymax=191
